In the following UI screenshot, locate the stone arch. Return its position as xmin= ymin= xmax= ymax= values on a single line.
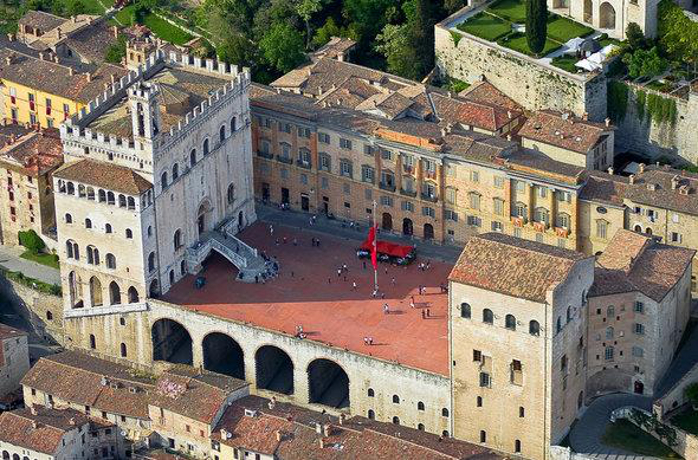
xmin=89 ymin=276 xmax=103 ymax=307
xmin=255 ymin=345 xmax=294 ymax=395
xmin=599 ymin=2 xmax=616 ymax=29
xmin=109 ymin=281 xmax=121 ymax=305
xmin=227 ymin=183 xmax=235 ymax=205
xmin=151 ymin=318 xmax=193 ymax=365
xmin=149 ymin=279 xmax=160 ymax=297
xmin=196 ymin=198 xmax=213 ymax=236
xmin=423 ymin=223 xmax=434 ymax=240
xmin=128 ymin=286 xmax=139 ymax=303
xmin=402 ymin=218 xmax=413 ymax=236
xmin=584 ymin=0 xmax=593 ymax=22
xmin=307 ymin=358 xmax=349 ymax=409
xmin=587 ymin=368 xmax=634 ymax=396
xmin=202 ymin=332 xmax=245 ymax=379
xmin=68 ymin=271 xmax=83 ymax=308
xmin=382 ymin=212 xmax=392 ymax=231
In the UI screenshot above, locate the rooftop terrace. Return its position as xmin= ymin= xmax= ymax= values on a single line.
xmin=163 ymin=222 xmax=451 ymax=376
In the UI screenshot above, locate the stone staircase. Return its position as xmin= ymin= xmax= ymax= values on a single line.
xmin=186 ymin=226 xmax=277 ymax=283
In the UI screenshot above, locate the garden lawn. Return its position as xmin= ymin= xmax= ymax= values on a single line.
xmin=486 ymin=0 xmax=526 ymax=23
xmin=551 ymin=55 xmax=579 ymax=73
xmin=142 ymin=13 xmax=193 ymax=45
xmin=20 ymin=250 xmax=59 ymax=269
xmin=114 ymin=4 xmax=136 ymax=25
xmin=601 ymin=420 xmax=682 ymax=459
xmin=547 ymin=14 xmax=594 ymax=42
xmin=672 ymin=409 xmax=698 ymax=436
xmin=499 ymin=33 xmax=561 ymax=57
xmin=457 ymin=12 xmax=512 ymax=42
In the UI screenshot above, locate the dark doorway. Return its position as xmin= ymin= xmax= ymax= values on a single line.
xmin=307 ymin=359 xmax=349 ymax=409
xmin=151 ymin=318 xmax=193 ymax=365
xmin=281 ymin=187 xmax=290 ymax=204
xmin=402 ymin=218 xmax=413 ymax=236
xmin=634 ymin=381 xmax=644 ymax=394
xmin=322 ymin=198 xmax=329 ymax=214
xmin=424 ymin=223 xmax=434 ymax=240
xmin=262 ymin=182 xmax=270 ymax=201
xmin=255 ymin=346 xmax=294 ymax=395
xmin=197 ymin=214 xmax=205 ymax=235
xmin=202 ymin=333 xmax=245 ymax=380
xmin=382 ymin=212 xmax=393 ymax=231
xmin=301 ymin=194 xmax=310 ymax=211
xmin=238 ymin=211 xmax=244 ymax=229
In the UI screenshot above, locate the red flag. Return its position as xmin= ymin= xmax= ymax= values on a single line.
xmin=367 ymin=225 xmax=378 ymax=270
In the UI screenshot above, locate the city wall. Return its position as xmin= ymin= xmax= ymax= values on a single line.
xmin=0 ymin=275 xmax=64 ymax=345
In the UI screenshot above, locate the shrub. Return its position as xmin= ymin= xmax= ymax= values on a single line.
xmin=622 ymin=46 xmax=667 ymax=79
xmin=525 ymin=0 xmax=547 ymax=56
xmin=18 ymin=230 xmax=45 ymax=254
xmin=685 ymin=382 xmax=698 ymax=407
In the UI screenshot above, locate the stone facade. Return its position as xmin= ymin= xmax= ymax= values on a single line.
xmin=0 ymin=324 xmax=29 ymax=400
xmin=547 ymin=0 xmax=659 ymax=38
xmin=435 ymin=10 xmax=608 ymax=121
xmin=0 ymin=276 xmax=64 ymax=345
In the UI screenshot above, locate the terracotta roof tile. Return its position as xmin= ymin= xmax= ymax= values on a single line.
xmin=63 ymin=20 xmax=119 ymax=63
xmin=0 ymin=322 xmax=28 ymax=340
xmin=0 ymin=407 xmax=92 ymax=455
xmin=459 ymin=80 xmax=522 ymax=113
xmin=624 ymin=166 xmax=698 ymax=216
xmin=54 ymin=159 xmax=152 ymax=194
xmin=18 ymin=10 xmax=67 ymax=32
xmin=450 ymin=233 xmax=588 ymax=302
xmin=0 ymin=128 xmax=63 ymax=176
xmin=579 ymin=171 xmax=629 ymax=205
xmin=519 ymin=110 xmax=610 ymax=154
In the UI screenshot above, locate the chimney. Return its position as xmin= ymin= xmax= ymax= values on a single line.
xmin=57 ymin=27 xmax=62 ymax=39
xmin=507 ymin=110 xmax=512 ymax=119
xmin=72 ymin=16 xmax=77 ymax=23
xmin=671 ymin=175 xmax=680 ymax=190
xmin=339 ymin=414 xmax=346 ymax=426
xmin=607 ymin=167 xmax=614 ymax=175
xmin=582 ymin=112 xmax=589 ymax=121
xmin=605 ymin=117 xmax=611 ymax=127
xmin=276 ymin=430 xmax=283 ymax=441
xmin=68 ymin=67 xmax=74 ymax=76
xmin=320 ymin=438 xmax=327 ymax=449
xmin=5 ymin=56 xmax=11 ymax=65
xmin=447 ymin=91 xmax=453 ymax=98
xmin=220 ymin=428 xmax=228 ymax=439
xmin=506 ymin=134 xmax=512 ymax=142
xmin=113 ymin=26 xmax=119 ymax=39
xmin=629 ymin=174 xmax=635 ymax=184
xmin=268 ymin=396 xmax=277 ymax=410
xmin=69 ymin=417 xmax=75 ymax=425
xmin=30 ymin=405 xmax=37 ymax=415
xmin=315 ymin=423 xmax=322 ymax=435
xmin=440 ymin=127 xmax=447 ymax=137
xmin=111 ymin=73 xmax=116 ymax=84
xmin=32 ymin=421 xmax=38 ymax=429
xmin=38 ymin=52 xmax=44 ymax=60
xmin=322 ymin=424 xmax=332 ymax=437
xmin=639 ymin=163 xmax=645 ymax=173
xmin=86 ymin=72 xmax=92 ymax=82
xmin=318 ymin=85 xmax=323 ymax=96
xmin=6 ymin=33 xmax=14 ymax=41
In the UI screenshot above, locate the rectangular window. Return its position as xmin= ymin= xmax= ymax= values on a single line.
xmin=445 ymin=210 xmax=458 ymax=222
xmin=605 ymin=347 xmax=614 ymax=361
xmin=280 ymin=123 xmax=292 ymax=133
xmin=298 ymin=127 xmax=311 ymax=138
xmin=557 ymin=238 xmax=566 ymax=249
xmin=596 ymin=220 xmax=608 ymax=239
xmin=634 ymin=323 xmax=645 ymax=335
xmin=280 ymin=168 xmax=289 ymax=179
xmin=319 ymin=153 xmax=331 ymax=172
xmin=340 ymin=160 xmax=353 ymax=178
xmin=493 ymin=176 xmax=504 ymax=188
xmin=321 ymin=177 xmax=329 ymax=189
xmin=672 ymin=213 xmax=680 ymax=223
xmin=318 ymin=132 xmax=330 ymax=144
xmin=380 ymin=148 xmax=393 ymax=161
xmin=446 ymin=188 xmax=457 ymax=205
xmin=401 ymin=201 xmax=414 ymax=212
xmin=340 ymin=138 xmax=353 ymax=150
xmin=493 ymin=198 xmax=504 ymax=216
xmin=671 ymin=232 xmax=682 ymax=243
xmin=515 ymin=181 xmax=525 ymax=193
xmin=63 ymin=103 xmax=70 ymax=114
xmin=380 ymin=195 xmax=393 ymax=207
xmin=422 ymin=206 xmax=435 ymax=218
xmin=364 ymin=145 xmax=375 ymax=156
xmin=470 ymin=170 xmax=479 ymax=183
xmin=514 ymin=227 xmax=522 ymax=238
xmin=469 ymin=193 xmax=481 ymax=210
xmin=479 ymin=372 xmax=491 ymax=388
xmin=264 ymin=118 xmax=272 ymax=129
xmin=343 ymin=183 xmax=350 ymax=194
xmin=473 ymin=350 xmax=482 ymax=362
xmin=491 ymin=221 xmax=503 ymax=232
xmin=300 ymin=174 xmax=308 ymax=185
xmin=467 ymin=215 xmax=482 ymax=227
xmin=632 ymin=346 xmax=644 ymax=357
xmin=634 ymin=301 xmax=644 ymax=314
xmin=362 ymin=165 xmax=375 ymax=183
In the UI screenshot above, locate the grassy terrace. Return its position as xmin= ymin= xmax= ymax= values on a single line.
xmin=672 ymin=409 xmax=698 ymax=436
xmin=456 ymin=0 xmax=594 ymax=58
xmin=114 ymin=5 xmax=193 ymax=45
xmin=601 ymin=420 xmax=682 ymax=459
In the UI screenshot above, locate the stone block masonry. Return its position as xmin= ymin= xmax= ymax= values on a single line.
xmin=0 ymin=275 xmax=64 ymax=345
xmin=435 ymin=8 xmax=608 ymax=121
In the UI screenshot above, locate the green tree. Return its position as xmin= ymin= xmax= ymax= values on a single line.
xmin=259 ymin=22 xmax=306 ymax=74
xmin=375 ymin=23 xmax=416 ymax=78
xmin=64 ymin=0 xmax=87 ymax=16
xmin=18 ymin=230 xmax=45 ymax=254
xmin=525 ymin=0 xmax=547 ymax=56
xmin=313 ymin=16 xmax=342 ymax=47
xmin=342 ymin=0 xmax=398 ymax=45
xmin=444 ymin=0 xmax=467 ymax=14
xmin=686 ymin=383 xmax=698 ymax=408
xmin=297 ymin=0 xmax=324 ymax=49
xmin=625 ymin=22 xmax=646 ymax=51
xmin=105 ymin=34 xmax=126 ymax=64
xmin=622 ymin=46 xmax=666 ymax=78
xmin=410 ymin=0 xmax=436 ymax=78
xmin=217 ymin=32 xmax=258 ymax=68
xmin=658 ymin=0 xmax=698 ymax=73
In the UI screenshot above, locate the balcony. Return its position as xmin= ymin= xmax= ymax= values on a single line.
xmin=555 ymin=227 xmax=570 ymax=238
xmin=276 ymin=155 xmax=293 ymax=165
xmin=511 ymin=216 xmax=526 ymax=227
xmin=533 ymin=221 xmax=548 ymax=233
xmin=257 ymin=150 xmax=273 ymax=160
xmin=421 ymin=192 xmax=438 ymax=202
xmin=296 ymin=160 xmax=312 ymax=169
xmin=379 ymin=182 xmax=396 ymax=192
xmin=400 ymin=188 xmax=417 ymax=197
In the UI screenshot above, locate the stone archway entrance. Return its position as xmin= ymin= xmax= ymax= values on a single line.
xmin=151 ymin=318 xmax=193 ymax=365
xmin=402 ymin=218 xmax=413 ymax=236
xmin=307 ymin=359 xmax=349 ymax=409
xmin=197 ymin=199 xmax=213 ymax=237
xmin=382 ymin=212 xmax=393 ymax=231
xmin=584 ymin=0 xmax=593 ymax=23
xmin=256 ymin=345 xmax=294 ymax=395
xmin=202 ymin=333 xmax=245 ymax=380
xmin=599 ymin=2 xmax=616 ymax=29
xmin=423 ymin=223 xmax=434 ymax=240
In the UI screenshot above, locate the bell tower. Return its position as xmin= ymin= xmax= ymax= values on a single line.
xmin=128 ymin=82 xmax=161 ymax=142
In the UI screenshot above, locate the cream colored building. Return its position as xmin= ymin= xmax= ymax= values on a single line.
xmin=449 ymin=233 xmax=594 ymax=459
xmin=0 ymin=323 xmax=30 ymax=403
xmin=587 ymin=229 xmax=694 ymax=397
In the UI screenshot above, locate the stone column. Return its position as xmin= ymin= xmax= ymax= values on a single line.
xmin=527 ymin=183 xmax=535 ymax=223
xmin=549 ymin=187 xmax=557 ymax=229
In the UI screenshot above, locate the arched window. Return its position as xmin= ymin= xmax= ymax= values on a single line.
xmin=173 ymin=229 xmax=182 ymax=251
xmin=556 ymin=316 xmax=562 ymax=334
xmin=203 ymin=138 xmax=210 ymax=155
xmin=393 ymin=395 xmax=400 ymax=404
xmin=515 ymin=440 xmax=522 ymax=453
xmin=148 ymin=252 xmax=156 ymax=272
xmin=368 ymin=409 xmax=375 ymax=420
xmin=87 ymin=245 xmax=99 ymax=265
xmin=105 ymin=223 xmax=112 ymax=234
xmin=89 ymin=334 xmax=96 ymax=349
xmin=160 ymin=171 xmax=168 ymax=190
xmin=607 ymin=305 xmax=615 ymax=317
xmin=480 ymin=430 xmax=487 ymax=443
xmin=567 ymin=306 xmax=573 ymax=323
xmin=86 ymin=187 xmax=95 ymax=200
xmin=219 ymin=125 xmax=226 ymax=142
xmin=227 ymin=183 xmax=235 ymax=205
xmin=483 ymin=308 xmax=493 ymax=324
xmin=66 ymin=240 xmax=79 ymax=259
xmin=477 ymin=396 xmax=483 ymax=407
xmin=529 ymin=320 xmax=540 ymax=336
xmin=85 ymin=218 xmax=92 ymax=229
xmin=78 ymin=184 xmax=86 ymax=198
xmin=58 ymin=180 xmax=66 ymax=193
xmin=107 ymin=191 xmax=115 ymax=205
xmin=169 ymin=269 xmax=175 ymax=285
xmin=98 ymin=189 xmax=106 ymax=202
xmin=128 ymin=286 xmax=139 ymax=303
xmin=147 ymin=226 xmax=152 ymax=237
xmin=120 ymin=343 xmax=127 ymax=357
xmin=190 ymin=149 xmax=197 ymax=167
xmin=118 ymin=194 xmax=126 ymax=208
xmin=172 ymin=163 xmax=179 ymax=181
xmin=67 ymin=182 xmax=75 ymax=194
xmin=180 ymin=260 xmax=187 ymax=275
xmin=392 ymin=416 xmax=400 ymax=425
xmin=231 ymin=117 xmax=236 ymax=132
xmin=110 ymin=281 xmax=121 ymax=305
xmin=417 ymin=423 xmax=425 ymax=431
xmin=460 ymin=302 xmax=471 ymax=318
xmin=442 ymin=408 xmax=449 ymax=417
xmin=125 ymin=228 xmax=133 ymax=239
xmin=106 ymin=253 xmax=116 ymax=269
xmin=505 ymin=314 xmax=516 ymax=330
xmin=606 ymin=326 xmax=614 ymax=339
xmin=65 ymin=213 xmax=73 ymax=224
xmin=417 ymin=401 xmax=425 ymax=410
xmin=127 ymin=197 xmax=136 ymax=210
xmin=519 ymin=406 xmax=525 ymax=417
xmin=367 ymin=388 xmax=374 ymax=397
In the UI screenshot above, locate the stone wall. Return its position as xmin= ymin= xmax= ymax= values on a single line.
xmin=435 ymin=10 xmax=608 ymax=121
xmin=549 ymin=446 xmax=596 ymax=460
xmin=614 ymin=84 xmax=698 ymax=165
xmin=0 ymin=275 xmax=64 ymax=345
xmin=654 ymin=361 xmax=698 ymax=419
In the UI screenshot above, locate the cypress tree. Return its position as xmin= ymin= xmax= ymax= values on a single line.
xmin=526 ymin=0 xmax=548 ymax=56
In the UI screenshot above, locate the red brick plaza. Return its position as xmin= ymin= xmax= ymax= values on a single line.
xmin=164 ymin=221 xmax=451 ymax=375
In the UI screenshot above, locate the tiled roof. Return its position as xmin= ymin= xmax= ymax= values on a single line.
xmin=449 ymin=233 xmax=588 ymax=303
xmin=430 ymin=90 xmax=520 ymax=133
xmin=150 ymin=366 xmax=248 ymax=425
xmin=18 ymin=10 xmax=67 ymax=32
xmin=0 ymin=49 xmax=128 ymax=103
xmin=54 ymin=159 xmax=152 ymax=194
xmin=213 ymin=396 xmax=505 ymax=460
xmin=519 ymin=110 xmax=610 ymax=154
xmin=0 ymin=322 xmax=28 ymax=340
xmin=0 ymin=407 xmax=91 ymax=455
xmin=459 ymin=79 xmax=522 ymax=113
xmin=505 ymin=148 xmax=586 ymax=184
xmin=624 ymin=166 xmax=698 ymax=216
xmin=21 ymin=350 xmax=156 ymax=419
xmin=310 ymin=36 xmax=357 ymax=61
xmin=579 ymin=171 xmax=629 ymax=205
xmin=0 ymin=128 xmax=63 ymax=176
xmin=63 ymin=20 xmax=119 ymax=63
xmin=591 ymin=229 xmax=695 ymax=302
